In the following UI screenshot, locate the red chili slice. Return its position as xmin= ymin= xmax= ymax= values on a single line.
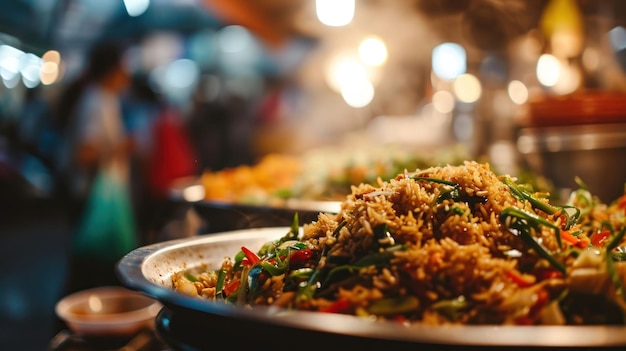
xmin=241 ymin=246 xmax=260 ymax=264
xmin=319 ymin=298 xmax=352 ymax=313
xmin=505 ymin=270 xmax=534 ymax=287
xmin=591 ymin=230 xmax=611 ymax=248
xmin=223 ymin=279 xmax=240 ymax=296
xmin=289 ymin=248 xmax=313 ymax=265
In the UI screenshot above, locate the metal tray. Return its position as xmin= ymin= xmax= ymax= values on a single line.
xmin=116 ymin=227 xmax=626 ymax=350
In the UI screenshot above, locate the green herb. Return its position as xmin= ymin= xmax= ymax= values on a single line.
xmin=296 ymin=220 xmax=347 ymax=302
xmin=606 ymin=227 xmax=626 ymax=299
xmin=367 ymin=296 xmax=419 ymax=316
xmin=499 ymin=208 xmax=566 ymax=275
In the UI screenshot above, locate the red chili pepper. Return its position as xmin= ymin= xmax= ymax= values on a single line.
xmin=560 ymin=230 xmax=588 ymax=248
xmin=558 ymin=214 xmax=569 ymax=230
xmin=289 ymin=248 xmax=313 ymax=265
xmin=532 ymin=267 xmax=563 ymax=281
xmin=505 ymin=270 xmax=534 ymax=287
xmin=617 ymin=195 xmax=626 ymax=212
xmin=223 ymin=279 xmax=240 ymax=296
xmin=591 ymin=230 xmax=611 ymax=248
xmin=241 ymin=246 xmax=260 ymax=265
xmin=319 ymin=298 xmax=352 ymax=313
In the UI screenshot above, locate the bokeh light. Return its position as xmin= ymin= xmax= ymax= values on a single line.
xmin=358 ymin=36 xmax=387 ymax=67
xmin=432 ymin=90 xmax=455 ymax=113
xmin=325 ymin=53 xmax=367 ymax=93
xmin=123 ymin=0 xmax=149 ymax=17
xmin=40 ymin=61 xmax=59 ymax=85
xmin=316 ymin=0 xmax=355 ymax=27
xmin=453 ymin=73 xmax=481 ymax=103
xmin=507 ymin=80 xmax=529 ymax=105
xmin=341 ymin=76 xmax=374 ymax=108
xmin=0 ymin=45 xmax=23 ymax=82
xmin=20 ymin=53 xmax=42 ymax=88
xmin=551 ymin=61 xmax=581 ymax=94
xmin=432 ymin=42 xmax=466 ymax=81
xmin=536 ymin=54 xmax=560 ymax=87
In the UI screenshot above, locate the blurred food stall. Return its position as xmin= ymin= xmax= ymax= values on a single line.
xmin=1 ymin=0 xmax=626 ymax=250
xmin=3 ymin=0 xmax=626 ymax=203
xmin=198 ymin=142 xmax=469 ymax=205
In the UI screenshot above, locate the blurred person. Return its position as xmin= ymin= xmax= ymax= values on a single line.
xmin=54 ymin=40 xmax=139 ymax=293
xmin=120 ymin=75 xmax=163 ymax=242
xmin=144 ymin=101 xmax=201 ymax=243
xmin=186 ymin=76 xmax=231 ymax=172
xmin=56 ymin=42 xmax=133 ymax=210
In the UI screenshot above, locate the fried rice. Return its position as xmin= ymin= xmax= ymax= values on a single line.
xmin=173 ymin=161 xmax=626 ymax=325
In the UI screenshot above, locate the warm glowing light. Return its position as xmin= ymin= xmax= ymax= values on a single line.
xmin=325 ymin=53 xmax=368 ymax=93
xmin=183 ymin=185 xmax=206 ymax=202
xmin=551 ymin=62 xmax=581 ymax=94
xmin=453 ymin=73 xmax=481 ymax=103
xmin=40 ymin=61 xmax=59 ymax=85
xmin=432 ymin=43 xmax=466 ymax=81
xmin=316 ymin=0 xmax=355 ymax=27
xmin=358 ymin=37 xmax=387 ymax=67
xmin=341 ymin=77 xmax=374 ymax=108
xmin=536 ymin=54 xmax=560 ymax=87
xmin=432 ymin=90 xmax=455 ymax=113
xmin=42 ymin=50 xmax=60 ymax=65
xmin=507 ymin=80 xmax=528 ymax=105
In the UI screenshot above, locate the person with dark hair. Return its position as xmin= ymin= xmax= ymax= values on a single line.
xmin=56 ymin=40 xmax=138 ymax=294
xmin=56 ymin=41 xmax=134 ymax=218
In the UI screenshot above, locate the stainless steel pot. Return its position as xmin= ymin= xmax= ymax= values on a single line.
xmin=517 ymin=122 xmax=626 ymax=203
xmin=517 ymin=92 xmax=626 ymax=203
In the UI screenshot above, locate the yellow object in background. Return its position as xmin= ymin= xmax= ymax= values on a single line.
xmin=540 ymin=0 xmax=584 ymax=58
xmin=201 ymin=154 xmax=301 ymax=204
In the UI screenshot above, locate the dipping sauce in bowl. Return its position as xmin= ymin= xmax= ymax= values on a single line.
xmin=55 ymin=286 xmax=162 ymax=337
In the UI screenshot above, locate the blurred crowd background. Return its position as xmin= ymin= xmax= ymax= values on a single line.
xmin=2 ymin=0 xmax=626 ymax=350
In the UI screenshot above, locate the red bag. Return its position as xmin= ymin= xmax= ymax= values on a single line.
xmin=148 ymin=107 xmax=198 ymax=196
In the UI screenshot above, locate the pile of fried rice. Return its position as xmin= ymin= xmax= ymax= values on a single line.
xmin=173 ymin=161 xmax=626 ymax=325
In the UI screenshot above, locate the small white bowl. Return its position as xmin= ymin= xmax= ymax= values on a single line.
xmin=55 ymin=286 xmax=162 ymax=337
